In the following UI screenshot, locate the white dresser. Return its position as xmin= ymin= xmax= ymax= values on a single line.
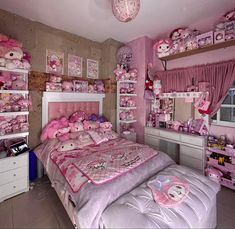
xmin=144 ymin=127 xmax=206 ymax=173
xmin=0 ymin=153 xmax=29 ymax=202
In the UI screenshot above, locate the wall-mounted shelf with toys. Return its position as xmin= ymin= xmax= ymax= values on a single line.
xmin=206 ymin=135 xmax=235 ymax=190
xmin=114 ymin=66 xmax=138 ymax=142
xmin=154 ymin=8 xmax=235 ymax=70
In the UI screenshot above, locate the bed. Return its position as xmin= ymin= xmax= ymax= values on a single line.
xmin=34 ymin=92 xmax=220 ymax=229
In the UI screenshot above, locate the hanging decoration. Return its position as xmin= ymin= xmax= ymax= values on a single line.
xmin=112 ymin=0 xmax=140 ymax=23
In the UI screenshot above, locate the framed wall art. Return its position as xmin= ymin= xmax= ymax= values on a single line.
xmin=46 ymin=49 xmax=64 ymax=75
xmin=87 ymin=59 xmax=99 ymax=79
xmin=68 ymin=54 xmax=83 ymax=77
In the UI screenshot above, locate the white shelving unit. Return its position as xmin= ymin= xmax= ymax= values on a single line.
xmin=117 ymin=80 xmax=137 ymax=142
xmin=0 ymin=67 xmax=29 ymax=201
xmin=160 ymin=91 xmax=202 ymax=99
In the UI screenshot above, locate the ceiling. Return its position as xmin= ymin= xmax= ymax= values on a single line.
xmin=1 ymin=0 xmax=235 ymax=43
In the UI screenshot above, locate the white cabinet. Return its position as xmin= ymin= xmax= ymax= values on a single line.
xmin=144 ymin=127 xmax=206 ymax=173
xmin=0 ymin=67 xmax=30 ymax=201
xmin=0 ymin=153 xmax=29 ymax=202
xmin=117 ymin=80 xmax=137 ymax=142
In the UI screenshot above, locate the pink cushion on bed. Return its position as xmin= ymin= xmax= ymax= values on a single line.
xmin=88 ymin=130 xmax=108 ymax=145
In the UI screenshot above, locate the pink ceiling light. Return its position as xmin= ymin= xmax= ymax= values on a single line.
xmin=112 ymin=0 xmax=140 ymax=23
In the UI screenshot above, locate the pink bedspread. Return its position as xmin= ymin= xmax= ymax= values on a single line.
xmin=50 ymin=138 xmax=158 ymax=191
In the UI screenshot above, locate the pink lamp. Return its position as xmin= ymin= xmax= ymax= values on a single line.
xmin=112 ymin=0 xmax=140 ymax=23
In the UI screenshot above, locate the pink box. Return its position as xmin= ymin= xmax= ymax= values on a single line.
xmin=46 ymin=82 xmax=62 ymax=92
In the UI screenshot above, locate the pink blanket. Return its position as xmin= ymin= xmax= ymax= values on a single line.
xmin=51 ymin=138 xmax=158 ymax=191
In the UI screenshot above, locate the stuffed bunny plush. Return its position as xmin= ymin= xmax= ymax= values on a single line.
xmin=153 ymin=39 xmax=172 ymax=58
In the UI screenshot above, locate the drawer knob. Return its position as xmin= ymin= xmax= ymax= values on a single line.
xmin=13 ymin=174 xmax=16 ymax=177
xmin=13 ymin=162 xmax=16 ymax=165
xmin=13 ymin=186 xmax=16 ymax=189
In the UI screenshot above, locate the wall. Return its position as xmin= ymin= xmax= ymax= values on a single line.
xmin=128 ymin=36 xmax=153 ymax=143
xmin=0 ymin=9 xmax=121 ymax=148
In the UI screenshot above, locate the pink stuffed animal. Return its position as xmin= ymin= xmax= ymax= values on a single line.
xmin=16 ymin=115 xmax=27 ymax=123
xmin=126 ymin=98 xmax=136 ymax=107
xmin=94 ymin=80 xmax=105 ymax=93
xmin=129 ymin=68 xmax=138 ymax=81
xmin=119 ymin=111 xmax=127 ymax=120
xmin=62 ymin=81 xmax=73 ymax=92
xmin=153 ymin=39 xmax=172 ymax=58
xmin=12 ymin=79 xmax=26 ymax=90
xmin=17 ymin=98 xmax=32 ymax=111
xmin=206 ymin=167 xmax=223 ymax=184
xmin=113 ymin=64 xmax=126 ymax=81
xmin=126 ymin=110 xmax=134 ymax=120
xmin=40 ymin=117 xmax=69 ymax=142
xmin=170 ymin=28 xmax=184 ymax=41
xmin=126 ymin=83 xmax=135 ymax=94
xmin=180 ymin=28 xmax=193 ymax=40
xmin=100 ymin=122 xmax=112 ymax=130
xmin=83 ymin=120 xmax=100 ymax=130
xmin=69 ymin=122 xmax=84 ymax=132
xmin=69 ymin=111 xmax=87 ymax=123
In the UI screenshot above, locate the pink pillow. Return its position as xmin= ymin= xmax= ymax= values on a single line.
xmin=99 ymin=129 xmax=119 ymax=140
xmin=88 ymin=130 xmax=108 ymax=145
xmin=83 ymin=120 xmax=100 ymax=130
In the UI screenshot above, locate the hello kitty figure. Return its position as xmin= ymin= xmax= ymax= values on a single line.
xmin=206 ymin=167 xmax=223 ymax=184
xmin=153 ymin=39 xmax=172 ymax=58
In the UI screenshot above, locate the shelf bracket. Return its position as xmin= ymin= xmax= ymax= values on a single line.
xmin=161 ymin=60 xmax=167 ymax=71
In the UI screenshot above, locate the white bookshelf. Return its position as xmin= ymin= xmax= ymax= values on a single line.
xmin=117 ymin=80 xmax=137 ymax=142
xmin=0 ymin=132 xmax=29 ymax=140
xmin=0 ymin=111 xmax=29 ymax=116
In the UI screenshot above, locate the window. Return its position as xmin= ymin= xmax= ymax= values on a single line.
xmin=212 ymin=81 xmax=235 ymax=127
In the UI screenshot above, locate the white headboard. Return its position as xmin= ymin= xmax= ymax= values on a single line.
xmin=42 ymin=92 xmax=105 ymax=128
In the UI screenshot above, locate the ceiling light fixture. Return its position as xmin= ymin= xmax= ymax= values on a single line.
xmin=112 ymin=0 xmax=140 ymax=23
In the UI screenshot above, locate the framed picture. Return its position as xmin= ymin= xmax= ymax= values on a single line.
xmin=68 ymin=54 xmax=83 ymax=77
xmin=46 ymin=49 xmax=64 ymax=75
xmin=73 ymin=80 xmax=88 ymax=93
xmin=87 ymin=59 xmax=99 ymax=79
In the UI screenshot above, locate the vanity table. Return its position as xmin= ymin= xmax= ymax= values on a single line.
xmin=144 ymin=127 xmax=207 ymax=174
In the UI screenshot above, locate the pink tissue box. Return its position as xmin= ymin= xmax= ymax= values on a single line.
xmin=46 ymin=82 xmax=62 ymax=92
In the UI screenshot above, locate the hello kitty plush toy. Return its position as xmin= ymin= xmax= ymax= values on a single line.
xmin=69 ymin=122 xmax=84 ymax=133
xmin=153 ymin=39 xmax=172 ymax=58
xmin=224 ymin=9 xmax=235 ymax=21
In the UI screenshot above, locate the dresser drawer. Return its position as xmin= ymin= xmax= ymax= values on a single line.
xmin=0 ymin=166 xmax=28 ymax=186
xmin=181 ymin=134 xmax=204 ymax=147
xmin=180 ymin=154 xmax=203 ymax=172
xmin=180 ymin=145 xmax=203 ymax=160
xmin=144 ymin=135 xmax=160 ymax=150
xmin=144 ymin=127 xmax=160 ymax=137
xmin=0 ymin=178 xmax=28 ymax=200
xmin=160 ymin=130 xmax=180 ymax=141
xmin=0 ymin=153 xmax=28 ymax=173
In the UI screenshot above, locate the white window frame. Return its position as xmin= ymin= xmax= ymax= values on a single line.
xmin=212 ymin=87 xmax=235 ymax=127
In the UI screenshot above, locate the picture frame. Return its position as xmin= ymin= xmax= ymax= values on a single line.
xmin=46 ymin=82 xmax=62 ymax=92
xmin=46 ymin=49 xmax=64 ymax=75
xmin=68 ymin=54 xmax=83 ymax=77
xmin=73 ymin=80 xmax=88 ymax=93
xmin=87 ymin=59 xmax=99 ymax=79
xmin=214 ymin=31 xmax=225 ymax=44
xmin=196 ymin=31 xmax=214 ymax=48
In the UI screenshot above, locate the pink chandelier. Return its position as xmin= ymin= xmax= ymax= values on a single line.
xmin=112 ymin=0 xmax=140 ymax=23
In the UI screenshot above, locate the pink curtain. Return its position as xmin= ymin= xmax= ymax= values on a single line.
xmin=155 ymin=60 xmax=235 ymax=116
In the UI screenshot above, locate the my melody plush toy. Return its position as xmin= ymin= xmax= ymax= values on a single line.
xmin=205 ymin=167 xmax=223 ymax=184
xmin=0 ymin=33 xmax=31 ymax=70
xmin=62 ymin=81 xmax=73 ymax=92
xmin=153 ymin=39 xmax=172 ymax=58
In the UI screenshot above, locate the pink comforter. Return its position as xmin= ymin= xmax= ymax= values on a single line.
xmin=50 ymin=138 xmax=158 ymax=191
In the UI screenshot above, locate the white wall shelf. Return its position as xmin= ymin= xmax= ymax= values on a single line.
xmin=0 ymin=111 xmax=29 ymax=116
xmin=0 ymin=90 xmax=29 ymax=94
xmin=118 ymin=80 xmax=137 ymax=84
xmin=119 ymin=107 xmax=137 ymax=110
xmin=160 ymin=91 xmax=201 ymax=99
xmin=0 ymin=132 xmax=29 ymax=140
xmin=120 ymin=93 xmax=137 ymax=97
xmin=119 ymin=120 xmax=137 ymax=124
xmin=0 ymin=66 xmax=29 ymax=74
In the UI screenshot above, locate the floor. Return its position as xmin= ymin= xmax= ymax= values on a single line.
xmin=0 ymin=177 xmax=235 ymax=229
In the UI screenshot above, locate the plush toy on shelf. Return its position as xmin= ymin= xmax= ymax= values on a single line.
xmin=153 ymin=80 xmax=162 ymax=97
xmin=153 ymin=39 xmax=172 ymax=58
xmin=223 ymin=9 xmax=235 ymax=21
xmin=205 ymin=167 xmax=223 ymax=184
